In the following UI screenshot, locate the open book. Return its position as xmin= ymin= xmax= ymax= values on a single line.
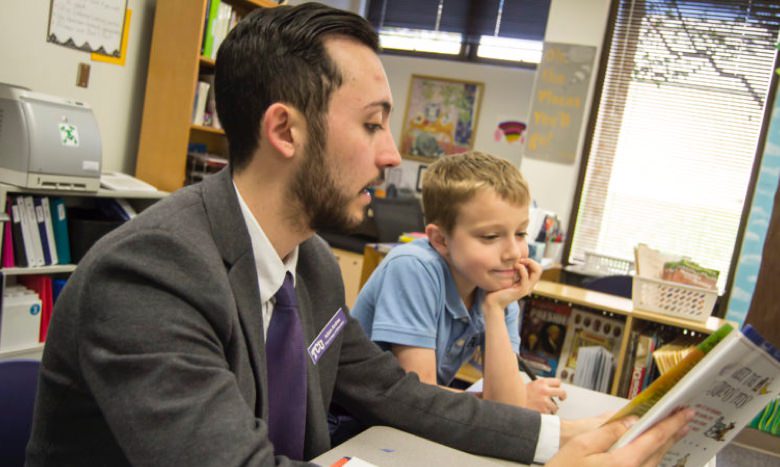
xmin=608 ymin=324 xmax=780 ymax=466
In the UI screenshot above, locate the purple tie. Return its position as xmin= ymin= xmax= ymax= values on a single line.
xmin=266 ymin=272 xmax=307 ymax=460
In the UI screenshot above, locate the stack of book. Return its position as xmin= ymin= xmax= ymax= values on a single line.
xmin=186 ymin=144 xmax=228 ymax=185
xmin=519 ymin=299 xmax=572 ymax=378
xmin=608 ymin=324 xmax=780 ymax=466
xmin=572 ymin=346 xmax=614 ymax=393
xmin=201 ymin=0 xmax=240 ymax=60
xmin=555 ymin=308 xmax=625 ymax=392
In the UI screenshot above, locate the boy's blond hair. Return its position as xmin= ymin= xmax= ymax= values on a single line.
xmin=422 ymin=151 xmax=530 ymax=233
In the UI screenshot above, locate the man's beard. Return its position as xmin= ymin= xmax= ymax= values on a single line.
xmin=289 ymin=128 xmax=365 ymax=233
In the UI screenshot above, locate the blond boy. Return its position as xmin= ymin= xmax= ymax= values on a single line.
xmin=352 ymin=151 xmax=565 ymax=413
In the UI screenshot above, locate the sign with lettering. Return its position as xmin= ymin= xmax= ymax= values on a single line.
xmin=525 ymin=43 xmax=597 ymax=164
xmin=48 ymin=0 xmax=128 ymax=57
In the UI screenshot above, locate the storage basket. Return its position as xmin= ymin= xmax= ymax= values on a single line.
xmin=632 ymin=276 xmax=717 ymax=322
xmin=584 ymin=251 xmax=635 ymax=275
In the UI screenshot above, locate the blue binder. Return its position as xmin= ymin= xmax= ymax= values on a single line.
xmin=49 ymin=197 xmax=71 ymax=264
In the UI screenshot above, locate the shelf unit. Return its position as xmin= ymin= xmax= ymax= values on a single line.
xmin=135 ymin=0 xmax=281 ymax=192
xmin=529 ymin=281 xmax=735 ymax=396
xmin=0 ymin=184 xmax=167 ymax=360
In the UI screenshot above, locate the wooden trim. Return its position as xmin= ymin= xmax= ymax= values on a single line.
xmin=135 ymin=0 xmax=207 ymax=192
xmin=532 ymin=280 xmax=734 ymax=335
xmin=721 ymin=59 xmax=780 ymax=319
xmin=562 ymin=0 xmax=621 ymax=266
xmin=192 ymin=124 xmax=225 ymax=135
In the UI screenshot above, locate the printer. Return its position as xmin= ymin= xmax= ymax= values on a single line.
xmin=0 ymin=82 xmax=101 ymax=191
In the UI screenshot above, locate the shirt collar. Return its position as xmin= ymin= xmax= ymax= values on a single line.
xmin=233 ymin=181 xmax=298 ymax=303
xmin=428 ymin=239 xmax=482 ymax=322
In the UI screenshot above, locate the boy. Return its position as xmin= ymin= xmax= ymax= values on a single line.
xmin=352 ymin=151 xmax=565 ymax=413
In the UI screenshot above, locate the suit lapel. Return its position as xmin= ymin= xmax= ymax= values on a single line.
xmin=201 ymin=169 xmax=268 ymax=418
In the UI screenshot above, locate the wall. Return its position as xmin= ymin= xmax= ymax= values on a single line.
xmin=381 ymin=55 xmax=536 ymax=192
xmin=377 ymin=0 xmax=612 ymax=231
xmin=0 ymin=0 xmax=156 ymax=174
xmin=0 ymin=0 xmax=610 ymax=214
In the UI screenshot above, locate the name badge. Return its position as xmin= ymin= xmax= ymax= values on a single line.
xmin=308 ymin=308 xmax=347 ymax=364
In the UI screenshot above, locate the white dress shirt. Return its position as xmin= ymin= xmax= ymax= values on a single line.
xmin=234 ymin=183 xmax=298 ymax=339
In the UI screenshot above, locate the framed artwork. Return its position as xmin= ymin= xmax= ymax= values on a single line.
xmin=416 ymin=165 xmax=428 ymax=193
xmin=399 ymin=75 xmax=484 ymax=162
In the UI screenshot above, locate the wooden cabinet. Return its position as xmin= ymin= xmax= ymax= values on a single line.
xmin=134 ymin=0 xmax=279 ymax=192
xmin=332 ymin=248 xmax=364 ymax=310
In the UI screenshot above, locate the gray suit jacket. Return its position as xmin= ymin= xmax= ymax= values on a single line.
xmin=26 ymin=169 xmax=541 ymax=466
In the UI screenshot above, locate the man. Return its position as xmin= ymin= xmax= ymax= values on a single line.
xmin=26 ymin=3 xmax=692 ymax=466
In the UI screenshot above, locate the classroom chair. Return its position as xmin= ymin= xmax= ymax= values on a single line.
xmin=0 ymin=359 xmax=41 ymax=466
xmin=581 ymin=274 xmax=633 ymax=299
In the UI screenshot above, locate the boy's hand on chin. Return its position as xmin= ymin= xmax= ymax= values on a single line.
xmin=484 ymin=259 xmax=542 ymax=311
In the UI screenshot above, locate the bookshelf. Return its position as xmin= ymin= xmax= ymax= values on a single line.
xmin=0 ymin=184 xmax=167 ymax=360
xmin=527 ymin=281 xmax=736 ymax=396
xmin=135 ymin=0 xmax=281 ymax=192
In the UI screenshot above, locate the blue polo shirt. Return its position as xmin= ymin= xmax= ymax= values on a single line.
xmin=351 ymin=239 xmax=520 ymax=386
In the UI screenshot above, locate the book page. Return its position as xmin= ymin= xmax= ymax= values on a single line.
xmin=611 ymin=328 xmax=780 ymax=467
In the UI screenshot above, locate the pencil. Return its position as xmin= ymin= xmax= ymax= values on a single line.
xmin=516 ymin=354 xmax=559 ymax=408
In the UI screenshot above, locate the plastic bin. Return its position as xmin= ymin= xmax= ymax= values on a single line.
xmin=632 ymin=276 xmax=718 ymax=322
xmin=584 ymin=251 xmax=635 ymax=275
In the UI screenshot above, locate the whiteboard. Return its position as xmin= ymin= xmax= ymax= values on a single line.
xmin=47 ymin=0 xmax=128 ymax=57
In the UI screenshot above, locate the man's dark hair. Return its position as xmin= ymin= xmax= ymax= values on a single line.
xmin=215 ymin=3 xmax=379 ymax=171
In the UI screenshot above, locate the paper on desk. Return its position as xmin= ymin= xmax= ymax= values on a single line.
xmin=330 ymin=456 xmax=379 ymax=467
xmin=467 ymin=377 xmax=627 ymax=420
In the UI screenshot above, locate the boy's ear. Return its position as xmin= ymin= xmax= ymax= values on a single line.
xmin=262 ymin=102 xmax=305 ymax=160
xmin=426 ymin=223 xmax=449 ymax=256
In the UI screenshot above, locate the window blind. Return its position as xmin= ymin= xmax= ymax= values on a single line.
xmin=569 ymin=0 xmax=780 ymax=291
xmin=365 ymin=0 xmax=551 ymax=61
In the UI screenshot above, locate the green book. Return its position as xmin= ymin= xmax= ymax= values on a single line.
xmin=202 ymin=0 xmax=221 ymax=59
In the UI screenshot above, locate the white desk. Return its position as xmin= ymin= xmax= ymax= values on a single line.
xmin=311 ymin=426 xmax=516 ymax=467
xmin=312 ymin=383 xmax=629 ymax=467
xmin=467 ymin=378 xmax=629 ymax=420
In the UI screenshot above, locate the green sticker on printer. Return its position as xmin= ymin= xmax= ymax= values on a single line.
xmin=59 ymin=123 xmax=79 ymax=147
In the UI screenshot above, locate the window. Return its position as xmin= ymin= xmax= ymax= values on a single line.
xmin=365 ymin=0 xmax=550 ymax=65
xmin=569 ymin=0 xmax=780 ymax=291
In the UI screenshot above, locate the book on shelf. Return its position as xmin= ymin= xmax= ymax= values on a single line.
xmin=192 ymin=80 xmax=211 ymax=126
xmin=49 ymin=197 xmax=71 ymax=265
xmin=33 ymin=197 xmax=56 ymax=265
xmin=627 ymin=333 xmax=658 ymax=399
xmin=5 ymin=198 xmax=21 ymax=267
xmin=18 ymin=275 xmax=53 ymax=342
xmin=556 ymin=308 xmax=625 ymax=391
xmin=573 ymin=345 xmax=614 ymax=393
xmin=17 ymin=196 xmax=43 ymax=267
xmin=40 ymin=197 xmax=59 ymax=265
xmin=652 ymin=336 xmax=698 ymax=375
xmin=201 ymin=0 xmax=222 ymax=59
xmin=186 ymin=144 xmax=228 ymax=185
xmin=519 ymin=299 xmax=572 ymax=377
xmin=608 ymin=324 xmax=780 ymax=467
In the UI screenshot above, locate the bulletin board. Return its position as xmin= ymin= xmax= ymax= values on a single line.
xmin=47 ymin=0 xmax=128 ymax=57
xmin=524 ymin=42 xmax=597 ymax=165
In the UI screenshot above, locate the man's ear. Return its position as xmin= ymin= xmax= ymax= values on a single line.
xmin=262 ymin=102 xmax=305 ymax=159
xmin=426 ymin=223 xmax=449 ymax=257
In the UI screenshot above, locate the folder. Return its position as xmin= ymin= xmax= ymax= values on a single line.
xmin=33 ymin=197 xmax=53 ymax=265
xmin=3 ymin=199 xmax=17 ymax=267
xmin=15 ymin=196 xmax=39 ymax=267
xmin=40 ymin=197 xmax=59 ymax=265
xmin=49 ymin=197 xmax=72 ymax=264
xmin=22 ymin=196 xmax=45 ymax=266
xmin=19 ymin=275 xmax=53 ymax=342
